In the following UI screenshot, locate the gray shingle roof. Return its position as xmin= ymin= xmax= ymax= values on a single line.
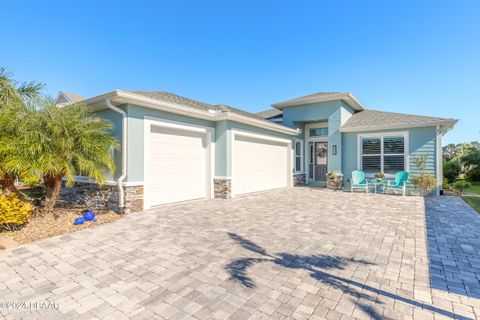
xmin=272 ymin=92 xmax=347 ymax=107
xmin=256 ymin=108 xmax=283 ymax=119
xmin=271 ymin=91 xmax=365 ymax=110
xmin=126 ymin=90 xmax=213 ymax=112
xmin=126 ymin=91 xmax=280 ymax=123
xmin=342 ymin=109 xmax=456 ymax=130
xmin=62 ymin=92 xmax=85 ymax=103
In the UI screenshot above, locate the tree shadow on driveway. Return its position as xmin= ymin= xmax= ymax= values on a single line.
xmin=226 ymin=232 xmax=469 ymax=320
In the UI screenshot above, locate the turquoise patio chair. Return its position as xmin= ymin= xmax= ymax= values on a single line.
xmin=351 ymin=170 xmax=369 ymax=193
xmin=384 ymin=171 xmax=410 ymax=196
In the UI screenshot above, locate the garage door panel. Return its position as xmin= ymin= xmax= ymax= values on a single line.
xmin=233 ymin=135 xmax=289 ymax=195
xmin=147 ymin=125 xmax=208 ymax=206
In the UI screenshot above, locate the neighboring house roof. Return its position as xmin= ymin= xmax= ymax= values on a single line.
xmin=256 ymin=108 xmax=283 ymax=119
xmin=341 ymin=109 xmax=457 ymax=132
xmin=55 ymin=91 xmax=86 ymax=105
xmin=63 ymin=92 xmax=86 ymax=103
xmin=272 ymin=92 xmax=365 ymax=111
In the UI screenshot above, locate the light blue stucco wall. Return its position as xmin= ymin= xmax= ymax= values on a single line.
xmin=281 ymin=101 xmax=354 ymax=174
xmin=95 ymin=108 xmax=124 ymax=181
xmin=342 ymin=126 xmax=437 ymax=188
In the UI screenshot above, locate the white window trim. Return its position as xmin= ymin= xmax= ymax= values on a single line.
xmin=357 ymin=131 xmax=409 ymax=177
xmin=294 ymin=139 xmax=304 ymax=173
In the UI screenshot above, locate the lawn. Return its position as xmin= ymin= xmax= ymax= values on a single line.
xmin=466 ymin=182 xmax=480 ymax=195
xmin=462 ymin=196 xmax=480 ymax=213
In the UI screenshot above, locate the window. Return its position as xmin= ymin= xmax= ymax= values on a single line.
xmin=360 ymin=134 xmax=406 ymax=174
xmin=294 ymin=140 xmax=303 ymax=172
xmin=309 ymin=127 xmax=328 ymax=137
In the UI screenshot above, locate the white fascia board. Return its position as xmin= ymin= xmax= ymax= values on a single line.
xmin=340 ymin=120 xmax=458 ymax=133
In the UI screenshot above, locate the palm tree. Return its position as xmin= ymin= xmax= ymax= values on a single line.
xmin=16 ymin=98 xmax=120 ymax=210
xmin=0 ymin=67 xmax=43 ymax=199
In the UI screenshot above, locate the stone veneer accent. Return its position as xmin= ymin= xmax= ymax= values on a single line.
xmin=293 ymin=173 xmax=306 ymax=186
xmin=60 ymin=182 xmax=144 ymax=214
xmin=214 ymin=178 xmax=232 ymax=199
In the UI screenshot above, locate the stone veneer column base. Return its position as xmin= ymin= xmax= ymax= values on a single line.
xmin=293 ymin=173 xmax=306 ymax=186
xmin=214 ymin=178 xmax=232 ymax=199
xmin=60 ymin=182 xmax=144 ymax=214
xmin=123 ymin=185 xmax=144 ymax=214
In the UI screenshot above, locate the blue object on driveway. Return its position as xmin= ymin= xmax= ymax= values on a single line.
xmin=74 ymin=217 xmax=85 ymax=225
xmin=83 ymin=210 xmax=95 ymax=221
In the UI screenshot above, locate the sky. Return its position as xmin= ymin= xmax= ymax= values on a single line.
xmin=1 ymin=0 xmax=479 ymax=144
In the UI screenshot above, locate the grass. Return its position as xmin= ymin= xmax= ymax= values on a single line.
xmin=466 ymin=182 xmax=480 ymax=195
xmin=462 ymin=197 xmax=480 ymax=213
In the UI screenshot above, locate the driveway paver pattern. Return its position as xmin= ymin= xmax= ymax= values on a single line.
xmin=1 ymin=188 xmax=480 ymax=319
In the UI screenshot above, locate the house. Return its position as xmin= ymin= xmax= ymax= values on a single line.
xmin=55 ymin=90 xmax=457 ymax=213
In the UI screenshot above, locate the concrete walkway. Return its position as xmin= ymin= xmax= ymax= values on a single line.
xmin=1 ymin=188 xmax=479 ymax=319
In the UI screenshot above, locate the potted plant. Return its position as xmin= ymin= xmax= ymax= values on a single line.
xmin=374 ymin=172 xmax=385 ymax=182
xmin=327 ymin=171 xmax=343 ymax=191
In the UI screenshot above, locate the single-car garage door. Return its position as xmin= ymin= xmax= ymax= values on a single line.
xmin=145 ymin=119 xmax=212 ymax=208
xmin=232 ymin=133 xmax=291 ymax=196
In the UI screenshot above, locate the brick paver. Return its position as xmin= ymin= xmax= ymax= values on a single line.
xmin=1 ymin=188 xmax=479 ymax=319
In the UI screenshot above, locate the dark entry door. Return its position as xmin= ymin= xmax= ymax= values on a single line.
xmin=314 ymin=142 xmax=328 ymax=183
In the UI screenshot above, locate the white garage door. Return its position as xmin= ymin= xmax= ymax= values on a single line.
xmin=233 ymin=134 xmax=290 ymax=195
xmin=147 ymin=125 xmax=209 ymax=207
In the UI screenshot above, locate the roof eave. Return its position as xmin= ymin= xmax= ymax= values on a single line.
xmin=271 ymin=92 xmax=365 ymax=111
xmin=83 ymin=90 xmax=299 ymax=136
xmin=340 ymin=119 xmax=458 ymax=133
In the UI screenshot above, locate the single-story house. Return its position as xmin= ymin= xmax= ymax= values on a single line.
xmin=55 ymin=90 xmax=457 ymax=213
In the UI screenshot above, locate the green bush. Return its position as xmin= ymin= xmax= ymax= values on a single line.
xmin=411 ymin=173 xmax=437 ymax=196
xmin=466 ymin=167 xmax=480 ymax=182
xmin=0 ymin=195 xmax=33 ymax=231
xmin=453 ymin=181 xmax=471 ymax=195
xmin=443 ymin=160 xmax=461 ymax=183
xmin=442 ymin=178 xmax=451 ymax=191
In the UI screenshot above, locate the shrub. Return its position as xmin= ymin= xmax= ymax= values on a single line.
xmin=442 ymin=178 xmax=451 ymax=191
xmin=411 ymin=173 xmax=437 ymax=196
xmin=443 ymin=160 xmax=461 ymax=183
xmin=466 ymin=167 xmax=480 ymax=182
xmin=0 ymin=195 xmax=33 ymax=231
xmin=453 ymin=181 xmax=471 ymax=195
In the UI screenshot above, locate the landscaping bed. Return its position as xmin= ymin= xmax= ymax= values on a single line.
xmin=1 ymin=201 xmax=123 ymax=245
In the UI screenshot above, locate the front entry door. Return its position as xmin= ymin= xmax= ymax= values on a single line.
xmin=309 ymin=142 xmax=328 ymax=184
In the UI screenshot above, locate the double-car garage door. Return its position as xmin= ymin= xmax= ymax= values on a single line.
xmin=144 ymin=118 xmax=291 ymax=209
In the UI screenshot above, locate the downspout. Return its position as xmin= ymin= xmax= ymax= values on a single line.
xmin=436 ymin=125 xmax=442 ymax=196
xmin=105 ymin=98 xmax=127 ymax=210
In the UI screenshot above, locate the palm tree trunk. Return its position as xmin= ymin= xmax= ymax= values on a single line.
xmin=0 ymin=171 xmax=27 ymax=201
xmin=42 ymin=174 xmax=63 ymax=211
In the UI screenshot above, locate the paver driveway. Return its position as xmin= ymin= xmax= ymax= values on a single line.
xmin=1 ymin=188 xmax=480 ymax=320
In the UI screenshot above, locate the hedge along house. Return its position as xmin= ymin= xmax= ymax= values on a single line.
xmin=55 ymin=90 xmax=456 ymax=213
